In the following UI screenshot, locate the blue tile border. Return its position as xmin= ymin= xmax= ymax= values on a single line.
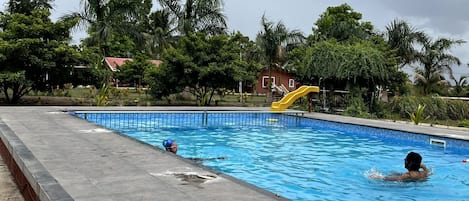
xmin=72 ymin=111 xmax=469 ymax=154
xmin=300 ymin=117 xmax=469 ymax=154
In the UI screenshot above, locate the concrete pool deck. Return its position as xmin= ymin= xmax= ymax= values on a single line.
xmin=0 ymin=106 xmax=468 ymax=201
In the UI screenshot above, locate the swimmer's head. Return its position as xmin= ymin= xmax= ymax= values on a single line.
xmin=163 ymin=139 xmax=177 ymax=154
xmin=163 ymin=139 xmax=173 ymax=148
xmin=405 ymin=152 xmax=422 ymax=171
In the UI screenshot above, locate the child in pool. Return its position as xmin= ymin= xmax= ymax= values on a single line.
xmin=163 ymin=139 xmax=178 ymax=154
xmin=162 ymin=139 xmax=226 ymax=162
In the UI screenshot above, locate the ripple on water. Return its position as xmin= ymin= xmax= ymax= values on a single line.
xmin=85 ymin=113 xmax=469 ymax=201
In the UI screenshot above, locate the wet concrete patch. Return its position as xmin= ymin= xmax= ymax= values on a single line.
xmin=174 ymin=173 xmax=217 ymax=188
xmin=150 ymin=170 xmax=219 ymax=189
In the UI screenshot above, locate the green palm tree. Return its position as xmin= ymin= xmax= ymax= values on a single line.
xmin=62 ymin=0 xmax=148 ymax=56
xmin=451 ymin=75 xmax=468 ymax=96
xmin=7 ymin=0 xmax=52 ymax=14
xmin=157 ymin=0 xmax=227 ymax=35
xmin=255 ymin=15 xmax=304 ymax=102
xmin=385 ymin=19 xmax=425 ymax=68
xmin=413 ymin=36 xmax=465 ymax=95
xmin=414 ymin=68 xmax=448 ymax=95
xmin=142 ymin=10 xmax=178 ymax=59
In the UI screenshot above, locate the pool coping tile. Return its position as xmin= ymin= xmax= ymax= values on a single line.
xmin=0 ymin=107 xmax=289 ymax=201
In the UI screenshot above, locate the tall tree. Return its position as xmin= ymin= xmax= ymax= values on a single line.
xmin=146 ymin=33 xmax=257 ymax=106
xmin=385 ymin=19 xmax=425 ymax=68
xmin=451 ymin=75 xmax=468 ymax=96
xmin=0 ymin=9 xmax=78 ymax=103
xmin=256 ymin=15 xmax=304 ymax=101
xmin=297 ymin=40 xmax=396 ymax=89
xmin=115 ymin=54 xmax=155 ymax=88
xmin=63 ymin=0 xmax=152 ymax=56
xmin=231 ymin=32 xmax=263 ymax=92
xmin=157 ymin=0 xmax=227 ymax=35
xmin=413 ymin=36 xmax=465 ymax=95
xmin=141 ymin=10 xmax=178 ymax=59
xmin=313 ymin=3 xmax=373 ymax=43
xmin=0 ymin=71 xmax=31 ymax=104
xmin=7 ymin=0 xmax=53 ymax=14
xmin=294 ymin=39 xmax=403 ymax=114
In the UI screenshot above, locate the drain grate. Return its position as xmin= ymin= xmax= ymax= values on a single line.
xmin=430 ymin=138 xmax=446 ymax=147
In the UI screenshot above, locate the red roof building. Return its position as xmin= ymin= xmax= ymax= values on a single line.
xmin=104 ymin=57 xmax=162 ymax=71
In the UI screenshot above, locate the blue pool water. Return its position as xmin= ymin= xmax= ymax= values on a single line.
xmin=73 ymin=112 xmax=469 ymax=201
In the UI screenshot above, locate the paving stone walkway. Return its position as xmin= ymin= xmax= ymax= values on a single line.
xmin=0 ymin=107 xmax=284 ymax=201
xmin=0 ymin=156 xmax=23 ymax=201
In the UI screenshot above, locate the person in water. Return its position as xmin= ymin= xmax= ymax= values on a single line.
xmin=370 ymin=152 xmax=429 ymax=181
xmin=162 ymin=139 xmax=226 ymax=162
xmin=162 ymin=139 xmax=178 ymax=154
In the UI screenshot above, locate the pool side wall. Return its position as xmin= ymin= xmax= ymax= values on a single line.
xmin=302 ymin=112 xmax=469 ymax=142
xmin=0 ymin=119 xmax=73 ymax=201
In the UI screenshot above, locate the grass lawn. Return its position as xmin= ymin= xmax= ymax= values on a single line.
xmin=5 ymin=87 xmax=272 ymax=107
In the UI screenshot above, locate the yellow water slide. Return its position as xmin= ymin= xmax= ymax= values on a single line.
xmin=270 ymin=86 xmax=320 ymax=111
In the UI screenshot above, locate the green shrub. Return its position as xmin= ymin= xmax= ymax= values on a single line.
xmin=51 ymin=85 xmax=65 ymax=97
xmin=391 ymin=96 xmax=469 ymax=121
xmin=447 ymin=100 xmax=469 ymax=120
xmin=95 ymin=83 xmax=109 ymax=106
xmin=370 ymin=100 xmax=391 ymax=118
xmin=344 ymin=96 xmax=370 ymax=118
xmin=109 ymin=88 xmax=123 ymax=99
xmin=64 ymin=83 xmax=73 ymax=90
xmin=408 ymin=104 xmax=428 ymax=125
xmin=458 ymin=120 xmax=469 ymax=128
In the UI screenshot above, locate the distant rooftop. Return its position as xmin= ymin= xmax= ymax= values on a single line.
xmin=104 ymin=57 xmax=162 ymax=71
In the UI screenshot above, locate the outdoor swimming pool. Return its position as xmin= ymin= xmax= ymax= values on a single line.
xmin=73 ymin=111 xmax=469 ymax=201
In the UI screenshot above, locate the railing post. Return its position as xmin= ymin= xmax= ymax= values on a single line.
xmin=203 ymin=111 xmax=208 ymax=127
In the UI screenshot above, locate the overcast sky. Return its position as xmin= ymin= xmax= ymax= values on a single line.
xmin=1 ymin=0 xmax=468 ymax=77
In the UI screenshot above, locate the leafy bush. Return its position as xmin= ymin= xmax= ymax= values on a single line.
xmin=344 ymin=96 xmax=370 ymax=118
xmin=51 ymin=85 xmax=71 ymax=97
xmin=408 ymin=104 xmax=428 ymax=125
xmin=458 ymin=120 xmax=469 ymax=128
xmin=447 ymin=100 xmax=469 ymax=120
xmin=95 ymin=83 xmax=109 ymax=106
xmin=64 ymin=83 xmax=73 ymax=90
xmin=0 ymin=71 xmax=32 ymax=104
xmin=370 ymin=100 xmax=391 ymax=118
xmin=391 ymin=96 xmax=469 ymax=121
